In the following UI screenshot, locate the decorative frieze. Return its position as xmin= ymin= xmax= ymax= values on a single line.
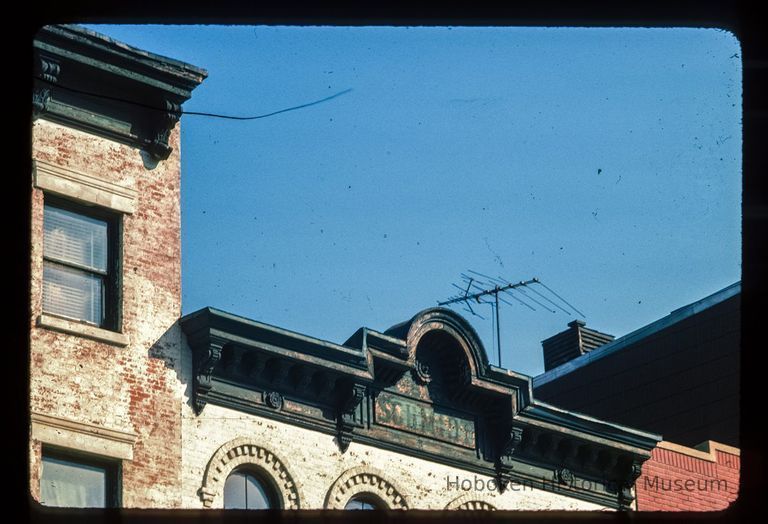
xmin=180 ymin=306 xmax=661 ymax=509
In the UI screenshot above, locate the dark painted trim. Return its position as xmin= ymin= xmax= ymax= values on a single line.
xmin=33 ymin=24 xmax=206 ymax=160
xmin=520 ymin=402 xmax=661 ymax=452
xmin=180 ymin=305 xmax=661 ymax=509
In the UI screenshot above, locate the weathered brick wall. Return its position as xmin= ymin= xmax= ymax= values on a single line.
xmin=30 ymin=120 xmax=184 ymax=508
xmin=636 ymin=441 xmax=739 ymax=511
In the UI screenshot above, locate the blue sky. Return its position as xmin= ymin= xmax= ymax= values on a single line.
xmin=82 ymin=25 xmax=741 ymax=376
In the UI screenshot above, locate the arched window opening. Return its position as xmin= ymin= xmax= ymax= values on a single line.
xmin=344 ymin=494 xmax=382 ymax=510
xmin=223 ymin=468 xmax=278 ymax=509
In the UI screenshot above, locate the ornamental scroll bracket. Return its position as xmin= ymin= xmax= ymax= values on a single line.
xmin=142 ymin=99 xmax=183 ymax=161
xmin=192 ymin=335 xmax=226 ymax=415
xmin=335 ymin=382 xmax=366 ymax=453
xmin=495 ymin=425 xmax=524 ymax=493
xmin=33 ymin=54 xmax=60 ymax=118
xmin=616 ymin=458 xmax=644 ymax=509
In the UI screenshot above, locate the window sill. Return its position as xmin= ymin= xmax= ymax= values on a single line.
xmin=37 ymin=314 xmax=129 ymax=347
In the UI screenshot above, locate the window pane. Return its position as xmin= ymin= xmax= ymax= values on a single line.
xmin=245 ymin=473 xmax=272 ymax=509
xmin=44 ymin=204 xmax=108 ymax=273
xmin=43 ymin=262 xmax=103 ymax=324
xmin=345 ymin=497 xmax=377 ymax=510
xmin=224 ymin=472 xmax=247 ymax=509
xmin=40 ymin=455 xmax=107 ymax=508
xmin=224 ymin=471 xmax=274 ymax=509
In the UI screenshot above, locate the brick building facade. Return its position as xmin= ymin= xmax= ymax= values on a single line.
xmin=30 ymin=25 xmax=661 ymax=511
xmin=636 ymin=441 xmax=739 ymax=511
xmin=30 ymin=24 xmax=207 ymax=508
xmin=534 ymin=284 xmax=741 ymax=510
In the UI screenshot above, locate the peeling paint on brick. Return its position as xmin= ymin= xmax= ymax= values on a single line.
xmin=30 ymin=120 xmax=184 ymax=508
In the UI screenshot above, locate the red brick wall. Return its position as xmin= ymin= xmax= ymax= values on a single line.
xmin=30 ymin=121 xmax=184 ymax=507
xmin=636 ymin=442 xmax=739 ymax=511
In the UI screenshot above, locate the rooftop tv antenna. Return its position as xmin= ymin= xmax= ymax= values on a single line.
xmin=438 ymin=271 xmax=584 ymax=367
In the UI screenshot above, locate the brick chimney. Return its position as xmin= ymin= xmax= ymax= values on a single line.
xmin=541 ymin=320 xmax=614 ymax=371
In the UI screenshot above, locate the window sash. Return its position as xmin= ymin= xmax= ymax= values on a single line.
xmin=41 ymin=199 xmax=119 ymax=329
xmin=40 ymin=453 xmax=112 ymax=508
xmin=42 ymin=261 xmax=105 ymax=326
xmin=43 ymin=204 xmax=108 ymax=274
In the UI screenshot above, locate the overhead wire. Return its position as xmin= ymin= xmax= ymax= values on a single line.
xmin=34 ymin=76 xmax=353 ymax=121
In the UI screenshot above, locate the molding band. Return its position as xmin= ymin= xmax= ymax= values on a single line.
xmin=31 ymin=411 xmax=138 ymax=460
xmin=33 ymin=159 xmax=138 ymax=214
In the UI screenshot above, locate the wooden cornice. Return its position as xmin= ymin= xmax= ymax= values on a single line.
xmin=33 ymin=24 xmax=207 ymax=160
xmin=180 ymin=305 xmax=662 ymax=509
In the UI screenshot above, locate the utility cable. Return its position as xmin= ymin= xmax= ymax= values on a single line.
xmin=34 ymin=76 xmax=353 ymax=121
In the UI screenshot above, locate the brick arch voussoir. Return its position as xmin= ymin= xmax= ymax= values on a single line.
xmin=445 ymin=493 xmax=498 ymax=510
xmin=199 ymin=437 xmax=303 ymax=509
xmin=325 ymin=465 xmax=409 ymax=510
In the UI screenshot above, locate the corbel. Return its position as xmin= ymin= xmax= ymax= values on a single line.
xmin=246 ymin=352 xmax=266 ymax=381
xmin=192 ymin=335 xmax=226 ymax=414
xmin=315 ymin=372 xmax=336 ymax=398
xmin=33 ymin=54 xmax=60 ymax=118
xmin=495 ymin=425 xmax=524 ymax=493
xmin=143 ymin=99 xmax=183 ymax=160
xmin=335 ymin=382 xmax=366 ymax=453
xmin=555 ymin=438 xmax=578 ymax=467
xmin=616 ymin=458 xmax=644 ymax=509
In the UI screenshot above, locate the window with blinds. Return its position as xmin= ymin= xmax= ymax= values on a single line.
xmin=42 ymin=198 xmax=119 ymax=330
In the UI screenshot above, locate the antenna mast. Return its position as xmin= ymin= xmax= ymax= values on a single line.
xmin=438 ymin=271 xmax=583 ymax=367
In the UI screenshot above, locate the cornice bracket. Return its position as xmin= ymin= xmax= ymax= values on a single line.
xmin=495 ymin=425 xmax=524 ymax=493
xmin=143 ymin=99 xmax=183 ymax=160
xmin=616 ymin=458 xmax=644 ymax=509
xmin=33 ymin=55 xmax=60 ymax=119
xmin=192 ymin=337 xmax=226 ymax=415
xmin=335 ymin=382 xmax=366 ymax=453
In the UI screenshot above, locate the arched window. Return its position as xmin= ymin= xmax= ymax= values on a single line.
xmin=223 ymin=468 xmax=278 ymax=509
xmin=325 ymin=466 xmax=408 ymax=510
xmin=344 ymin=494 xmax=381 ymax=510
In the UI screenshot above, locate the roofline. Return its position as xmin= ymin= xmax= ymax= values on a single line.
xmin=34 ymin=24 xmax=207 ymax=161
xmin=530 ymin=400 xmax=663 ymax=442
xmin=533 ymin=281 xmax=740 ymax=388
xmin=180 ymin=306 xmax=366 ymax=360
xmin=40 ymin=24 xmax=208 ymax=81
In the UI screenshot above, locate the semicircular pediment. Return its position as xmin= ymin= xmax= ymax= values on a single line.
xmin=390 ymin=307 xmax=491 ymax=386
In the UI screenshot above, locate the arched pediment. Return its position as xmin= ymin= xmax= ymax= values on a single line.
xmin=385 ymin=307 xmax=490 ymax=386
